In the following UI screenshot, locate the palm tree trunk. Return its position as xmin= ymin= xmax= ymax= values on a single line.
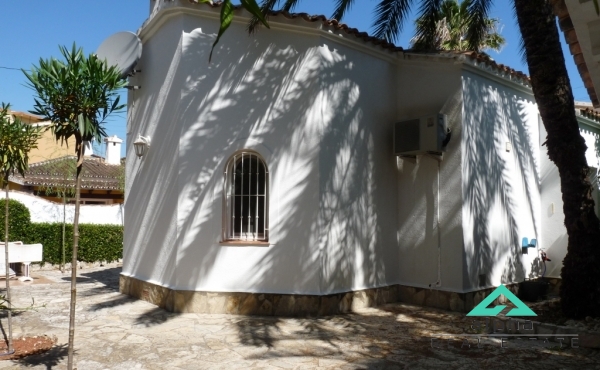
xmin=67 ymin=170 xmax=81 ymax=369
xmin=514 ymin=0 xmax=600 ymax=318
xmin=3 ymin=179 xmax=12 ymax=353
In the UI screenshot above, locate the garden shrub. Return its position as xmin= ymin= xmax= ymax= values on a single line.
xmin=24 ymin=223 xmax=123 ymax=264
xmin=0 ymin=198 xmax=122 ymax=264
xmin=0 ymin=199 xmax=31 ymax=242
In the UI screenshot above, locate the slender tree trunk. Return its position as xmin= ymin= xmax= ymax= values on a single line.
xmin=3 ymin=179 xmax=12 ymax=353
xmin=514 ymin=0 xmax=600 ymax=318
xmin=67 ymin=171 xmax=81 ymax=369
xmin=62 ymin=193 xmax=66 ymax=273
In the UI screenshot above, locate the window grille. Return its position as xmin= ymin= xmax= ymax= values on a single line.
xmin=224 ymin=152 xmax=268 ymax=241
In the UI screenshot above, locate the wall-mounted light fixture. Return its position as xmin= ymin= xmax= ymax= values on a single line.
xmin=133 ymin=135 xmax=151 ymax=158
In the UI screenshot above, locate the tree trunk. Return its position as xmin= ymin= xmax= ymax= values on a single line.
xmin=3 ymin=179 xmax=12 ymax=353
xmin=514 ymin=0 xmax=600 ymax=318
xmin=67 ymin=171 xmax=81 ymax=369
xmin=62 ymin=193 xmax=66 ymax=273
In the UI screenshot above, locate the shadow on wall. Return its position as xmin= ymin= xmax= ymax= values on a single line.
xmin=127 ymin=22 xmax=395 ymax=305
xmin=462 ymin=76 xmax=540 ymax=289
xmin=172 ymin=32 xmax=396 ymax=295
xmin=173 ymin=30 xmax=324 ymax=293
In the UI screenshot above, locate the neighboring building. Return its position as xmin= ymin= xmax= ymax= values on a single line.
xmin=9 ymin=135 xmax=125 ymax=205
xmin=120 ymin=1 xmax=598 ymax=315
xmin=8 ymin=110 xmax=75 ymax=164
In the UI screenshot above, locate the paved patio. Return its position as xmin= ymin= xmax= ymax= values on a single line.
xmin=0 ymin=266 xmax=597 ymax=369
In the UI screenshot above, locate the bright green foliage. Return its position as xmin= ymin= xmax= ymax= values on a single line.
xmin=0 ymin=199 xmax=31 ymax=242
xmin=24 ymin=43 xmax=127 ymax=369
xmin=23 ymin=44 xmax=126 ymax=166
xmin=0 ymin=104 xmax=43 ymax=180
xmin=24 ymin=223 xmax=123 ymax=265
xmin=196 ymin=0 xmax=270 ymax=61
xmin=411 ymin=0 xmax=505 ymax=52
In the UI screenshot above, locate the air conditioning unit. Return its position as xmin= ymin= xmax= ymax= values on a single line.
xmin=394 ymin=114 xmax=448 ymax=156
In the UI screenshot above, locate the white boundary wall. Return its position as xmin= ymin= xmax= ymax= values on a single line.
xmin=0 ymin=191 xmax=124 ymax=225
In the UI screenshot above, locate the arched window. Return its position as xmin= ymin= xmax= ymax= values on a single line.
xmin=223 ymin=151 xmax=269 ymax=241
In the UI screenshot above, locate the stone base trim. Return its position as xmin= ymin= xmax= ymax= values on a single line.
xmin=119 ymin=275 xmax=400 ymax=316
xmin=396 ymin=284 xmax=521 ymax=313
xmin=120 ymin=275 xmax=532 ymax=316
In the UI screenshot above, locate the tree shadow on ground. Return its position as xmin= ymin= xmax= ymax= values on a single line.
xmin=62 ymin=267 xmax=121 ymax=287
xmin=88 ymin=295 xmax=134 ymax=311
xmin=13 ymin=343 xmax=68 ymax=370
xmin=233 ymin=302 xmax=594 ymax=368
xmin=132 ymin=306 xmax=178 ymax=328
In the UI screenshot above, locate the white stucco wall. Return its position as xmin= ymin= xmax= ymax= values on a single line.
xmin=540 ymin=117 xmax=600 ymax=278
xmin=461 ymin=70 xmax=541 ymax=291
xmin=126 ymin=3 xmax=407 ymax=295
xmin=126 ymin=1 xmax=564 ymax=296
xmin=395 ymin=56 xmax=465 ymax=293
xmin=0 ymin=191 xmax=123 ymax=225
xmin=316 ymin=37 xmax=398 ymax=294
xmin=124 ymin=11 xmax=183 ymax=288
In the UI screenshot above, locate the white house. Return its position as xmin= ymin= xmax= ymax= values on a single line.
xmin=120 ymin=0 xmax=600 ymax=315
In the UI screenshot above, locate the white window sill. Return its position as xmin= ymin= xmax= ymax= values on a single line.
xmin=220 ymin=240 xmax=272 ymax=247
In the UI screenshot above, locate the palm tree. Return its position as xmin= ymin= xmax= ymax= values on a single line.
xmin=514 ymin=0 xmax=600 ymax=318
xmin=23 ymin=44 xmax=125 ymax=369
xmin=0 ymin=104 xmax=42 ymax=354
xmin=410 ymin=0 xmax=505 ymax=52
xmin=243 ymin=0 xmax=600 ymax=317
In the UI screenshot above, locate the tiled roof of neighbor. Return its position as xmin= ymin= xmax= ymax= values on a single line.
xmin=551 ymin=0 xmax=599 ymax=107
xmin=181 ymin=1 xmax=530 ymax=84
xmin=580 ymin=108 xmax=600 ymax=123
xmin=9 ymin=156 xmax=123 ymax=191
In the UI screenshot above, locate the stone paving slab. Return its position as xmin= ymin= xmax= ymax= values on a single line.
xmin=0 ymin=266 xmax=596 ymax=369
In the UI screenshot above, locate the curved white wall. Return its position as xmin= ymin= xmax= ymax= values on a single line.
xmin=126 ymin=2 xmax=568 ymax=297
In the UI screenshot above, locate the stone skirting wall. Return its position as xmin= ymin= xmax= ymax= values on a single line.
xmin=120 ymin=275 xmax=401 ymax=316
xmin=396 ymin=284 xmax=520 ymax=313
xmin=120 ymin=275 xmax=534 ymax=316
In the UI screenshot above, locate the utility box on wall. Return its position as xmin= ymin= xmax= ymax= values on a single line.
xmin=394 ymin=114 xmax=448 ymax=156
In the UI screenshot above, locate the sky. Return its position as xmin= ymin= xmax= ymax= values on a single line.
xmin=0 ymin=1 xmax=590 ymax=158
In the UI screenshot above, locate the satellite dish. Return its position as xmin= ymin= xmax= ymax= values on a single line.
xmin=96 ymin=31 xmax=142 ymax=79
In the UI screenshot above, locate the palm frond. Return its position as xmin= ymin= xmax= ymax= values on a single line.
xmin=249 ymin=0 xmax=278 ymax=33
xmin=282 ymin=0 xmax=302 ymax=12
xmin=372 ymin=0 xmax=413 ymax=43
xmin=332 ymin=0 xmax=356 ymax=21
xmin=465 ymin=0 xmax=493 ymax=51
xmin=412 ymin=0 xmax=445 ymax=50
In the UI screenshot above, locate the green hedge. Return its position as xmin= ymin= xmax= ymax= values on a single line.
xmin=0 ymin=199 xmax=122 ymax=264
xmin=0 ymin=199 xmax=32 ymax=242
xmin=23 ymin=223 xmax=123 ymax=265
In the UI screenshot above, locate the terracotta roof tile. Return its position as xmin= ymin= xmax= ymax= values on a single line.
xmin=9 ymin=156 xmax=123 ymax=191
xmin=550 ymin=0 xmax=599 ymax=107
xmin=580 ymin=108 xmax=600 ymax=123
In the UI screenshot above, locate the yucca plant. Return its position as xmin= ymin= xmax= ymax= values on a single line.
xmin=0 ymin=103 xmax=42 ymax=354
xmin=23 ymin=44 xmax=126 ymax=369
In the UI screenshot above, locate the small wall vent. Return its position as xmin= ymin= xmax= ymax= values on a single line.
xmin=394 ymin=114 xmax=448 ymax=156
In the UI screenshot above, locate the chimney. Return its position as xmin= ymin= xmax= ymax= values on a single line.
xmin=83 ymin=140 xmax=94 ymax=156
xmin=104 ymin=135 xmax=123 ymax=165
